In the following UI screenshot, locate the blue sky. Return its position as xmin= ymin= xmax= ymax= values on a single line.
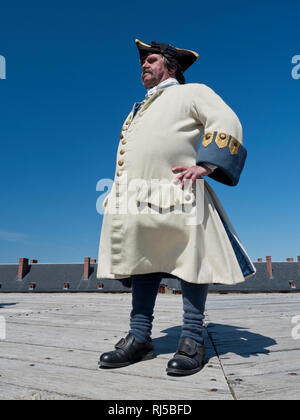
xmin=0 ymin=0 xmax=299 ymax=263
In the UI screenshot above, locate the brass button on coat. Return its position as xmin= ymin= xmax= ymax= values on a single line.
xmin=121 ymin=139 xmax=127 ymax=145
xmin=120 ymin=149 xmax=125 ymax=155
xmin=118 ymin=159 xmax=124 ymax=166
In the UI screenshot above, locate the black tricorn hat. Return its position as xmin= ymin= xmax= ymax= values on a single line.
xmin=135 ymin=39 xmax=199 ymax=72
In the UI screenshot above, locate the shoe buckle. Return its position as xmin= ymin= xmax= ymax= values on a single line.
xmin=176 ymin=342 xmax=196 ymax=357
xmin=115 ymin=337 xmax=127 ymax=350
xmin=176 ymin=350 xmax=191 ymax=357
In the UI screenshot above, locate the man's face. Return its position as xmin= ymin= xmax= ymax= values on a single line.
xmin=141 ymin=53 xmax=174 ymax=90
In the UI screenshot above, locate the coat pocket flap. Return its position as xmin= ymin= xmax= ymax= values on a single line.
xmin=136 ymin=181 xmax=195 ymax=209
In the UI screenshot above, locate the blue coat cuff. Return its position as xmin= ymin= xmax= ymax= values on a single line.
xmin=196 ymin=131 xmax=247 ymax=186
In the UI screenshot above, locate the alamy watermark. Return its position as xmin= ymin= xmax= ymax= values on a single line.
xmin=0 ymin=55 xmax=6 ymax=79
xmin=292 ymin=55 xmax=300 ymax=80
xmin=96 ymin=175 xmax=205 ymax=226
xmin=291 ymin=315 xmax=300 ymax=340
xmin=0 ymin=316 xmax=6 ymax=340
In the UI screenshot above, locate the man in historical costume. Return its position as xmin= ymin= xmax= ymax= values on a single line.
xmin=97 ymin=39 xmax=256 ymax=376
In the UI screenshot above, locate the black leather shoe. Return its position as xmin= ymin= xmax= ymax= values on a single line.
xmin=98 ymin=333 xmax=155 ymax=368
xmin=166 ymin=337 xmax=206 ymax=376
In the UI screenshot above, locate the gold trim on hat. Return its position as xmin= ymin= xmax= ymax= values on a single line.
xmin=135 ymin=38 xmax=199 ymax=58
xmin=135 ymin=39 xmax=151 ymax=48
xmin=175 ymin=47 xmax=199 ymax=58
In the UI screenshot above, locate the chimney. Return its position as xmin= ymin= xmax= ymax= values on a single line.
xmin=298 ymin=256 xmax=300 ymax=271
xmin=30 ymin=259 xmax=38 ymax=264
xmin=286 ymin=258 xmax=294 ymax=262
xmin=266 ymin=256 xmax=273 ymax=278
xmin=257 ymin=258 xmax=263 ymax=262
xmin=83 ymin=257 xmax=90 ymax=279
xmin=18 ymin=258 xmax=29 ymax=279
xmin=91 ymin=259 xmax=96 ymax=264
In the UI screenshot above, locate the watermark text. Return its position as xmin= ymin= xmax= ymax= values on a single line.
xmin=0 ymin=316 xmax=6 ymax=340
xmin=0 ymin=55 xmax=6 ymax=80
xmin=96 ymin=175 xmax=205 ymax=226
xmin=291 ymin=315 xmax=300 ymax=340
xmin=292 ymin=55 xmax=300 ymax=80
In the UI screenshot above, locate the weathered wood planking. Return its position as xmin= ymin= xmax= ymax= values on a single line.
xmin=0 ymin=292 xmax=299 ymax=400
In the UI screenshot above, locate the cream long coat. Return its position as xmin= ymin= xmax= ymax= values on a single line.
xmin=96 ymin=83 xmax=256 ymax=285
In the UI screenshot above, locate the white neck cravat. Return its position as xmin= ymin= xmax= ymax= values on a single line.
xmin=146 ymin=77 xmax=179 ymax=98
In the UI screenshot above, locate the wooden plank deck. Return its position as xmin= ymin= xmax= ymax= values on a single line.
xmin=0 ymin=292 xmax=299 ymax=400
